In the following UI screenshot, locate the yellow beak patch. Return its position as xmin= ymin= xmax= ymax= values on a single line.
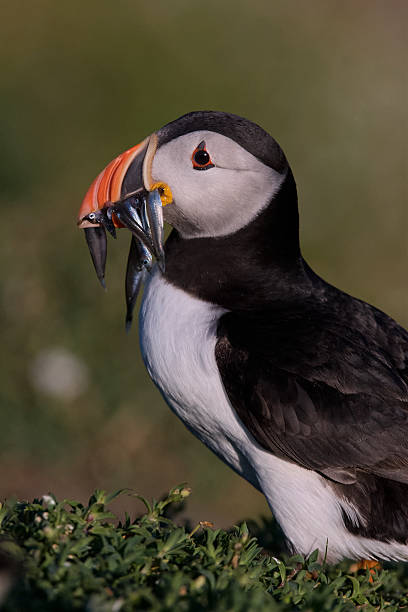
xmin=150 ymin=182 xmax=173 ymax=207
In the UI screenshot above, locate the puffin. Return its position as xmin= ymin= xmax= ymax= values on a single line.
xmin=77 ymin=111 xmax=408 ymax=563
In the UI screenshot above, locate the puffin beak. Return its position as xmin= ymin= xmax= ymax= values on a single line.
xmin=77 ymin=134 xmax=172 ymax=288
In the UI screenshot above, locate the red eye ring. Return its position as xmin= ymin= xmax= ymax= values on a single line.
xmin=192 ymin=141 xmax=215 ymax=170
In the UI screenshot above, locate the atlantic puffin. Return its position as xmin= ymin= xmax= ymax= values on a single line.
xmin=77 ymin=111 xmax=408 ymax=563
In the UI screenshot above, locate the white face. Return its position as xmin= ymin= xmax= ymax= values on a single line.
xmin=151 ymin=130 xmax=287 ymax=238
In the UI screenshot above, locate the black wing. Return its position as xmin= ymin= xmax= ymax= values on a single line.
xmin=215 ymin=294 xmax=408 ymax=486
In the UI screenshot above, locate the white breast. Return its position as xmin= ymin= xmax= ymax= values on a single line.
xmin=138 ymin=268 xmax=408 ymax=563
xmin=139 ymin=267 xmax=260 ymax=488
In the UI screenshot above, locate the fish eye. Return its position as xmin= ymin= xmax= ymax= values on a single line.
xmin=192 ymin=141 xmax=215 ymax=171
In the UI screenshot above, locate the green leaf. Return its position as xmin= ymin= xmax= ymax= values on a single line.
xmin=1 ymin=486 xmax=408 ymax=611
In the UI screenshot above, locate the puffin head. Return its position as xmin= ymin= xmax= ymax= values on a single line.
xmin=77 ymin=111 xmax=299 ymax=321
xmin=151 ymin=111 xmax=288 ymax=238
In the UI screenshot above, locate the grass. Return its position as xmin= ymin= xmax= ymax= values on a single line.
xmin=1 ymin=487 xmax=408 ymax=610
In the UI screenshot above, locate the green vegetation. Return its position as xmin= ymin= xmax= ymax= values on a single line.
xmin=1 ymin=486 xmax=408 ymax=611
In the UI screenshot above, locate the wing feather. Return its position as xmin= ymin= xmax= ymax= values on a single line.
xmin=215 ymin=304 xmax=408 ymax=485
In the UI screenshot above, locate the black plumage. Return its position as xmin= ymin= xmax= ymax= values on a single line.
xmin=164 ymin=163 xmax=408 ymax=544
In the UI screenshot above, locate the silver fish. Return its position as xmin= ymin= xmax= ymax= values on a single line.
xmin=113 ymin=199 xmax=154 ymax=254
xmin=146 ymin=189 xmax=165 ymax=271
xmin=125 ymin=236 xmax=152 ymax=331
xmin=141 ymin=197 xmax=150 ymax=234
xmin=85 ymin=207 xmax=116 ymax=238
xmin=84 ymin=226 xmax=107 ymax=288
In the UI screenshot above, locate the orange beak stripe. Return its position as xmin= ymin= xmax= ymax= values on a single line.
xmin=78 ymin=138 xmax=149 ymax=228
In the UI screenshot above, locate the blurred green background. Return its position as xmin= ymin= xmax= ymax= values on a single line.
xmin=0 ymin=0 xmax=406 ymax=525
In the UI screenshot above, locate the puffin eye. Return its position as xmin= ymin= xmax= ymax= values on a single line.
xmin=192 ymin=141 xmax=215 ymax=171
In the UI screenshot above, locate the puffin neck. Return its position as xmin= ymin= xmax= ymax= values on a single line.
xmin=163 ymin=170 xmax=312 ymax=311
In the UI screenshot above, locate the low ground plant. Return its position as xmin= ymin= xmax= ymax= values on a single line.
xmin=0 ymin=486 xmax=407 ymax=610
